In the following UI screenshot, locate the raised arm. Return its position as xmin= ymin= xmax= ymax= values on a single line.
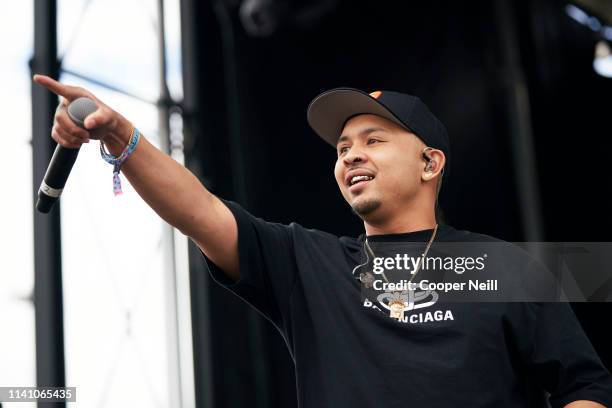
xmin=33 ymin=74 xmax=240 ymax=282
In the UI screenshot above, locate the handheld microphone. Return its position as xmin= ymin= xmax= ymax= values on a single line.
xmin=36 ymin=97 xmax=98 ymax=213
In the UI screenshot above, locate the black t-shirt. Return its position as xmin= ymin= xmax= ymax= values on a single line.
xmin=201 ymin=200 xmax=612 ymax=407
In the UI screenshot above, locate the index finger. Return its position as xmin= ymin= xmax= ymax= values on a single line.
xmin=33 ymin=74 xmax=83 ymax=101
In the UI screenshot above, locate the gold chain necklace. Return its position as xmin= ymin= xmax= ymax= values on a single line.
xmin=363 ymin=224 xmax=438 ymax=284
xmin=360 ymin=224 xmax=439 ymax=320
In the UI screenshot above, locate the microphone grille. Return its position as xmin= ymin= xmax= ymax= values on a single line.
xmin=67 ymin=97 xmax=98 ymax=128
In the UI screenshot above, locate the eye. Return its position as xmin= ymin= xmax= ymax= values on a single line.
xmin=338 ymin=146 xmax=350 ymax=155
xmin=367 ymin=138 xmax=380 ymax=145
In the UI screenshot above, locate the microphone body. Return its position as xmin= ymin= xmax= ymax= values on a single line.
xmin=36 ymin=146 xmax=80 ymax=213
xmin=36 ymin=97 xmax=97 ymax=213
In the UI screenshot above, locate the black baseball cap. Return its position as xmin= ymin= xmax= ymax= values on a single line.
xmin=307 ymin=88 xmax=451 ymax=177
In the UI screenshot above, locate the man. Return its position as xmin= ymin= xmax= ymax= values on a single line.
xmin=33 ymin=74 xmax=612 ymax=407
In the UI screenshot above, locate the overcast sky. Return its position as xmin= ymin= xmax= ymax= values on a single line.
xmin=0 ymin=1 xmax=184 ymax=406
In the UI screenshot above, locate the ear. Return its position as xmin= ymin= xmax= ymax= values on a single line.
xmin=421 ymin=148 xmax=446 ymax=182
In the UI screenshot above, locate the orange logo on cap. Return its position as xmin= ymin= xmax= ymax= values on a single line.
xmin=369 ymin=91 xmax=382 ymax=99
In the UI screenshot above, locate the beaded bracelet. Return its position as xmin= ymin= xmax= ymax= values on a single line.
xmin=99 ymin=127 xmax=140 ymax=195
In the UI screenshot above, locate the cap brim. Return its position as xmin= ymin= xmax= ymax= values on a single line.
xmin=307 ymin=88 xmax=407 ymax=147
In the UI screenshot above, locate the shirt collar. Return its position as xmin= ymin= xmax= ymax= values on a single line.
xmin=358 ymin=224 xmax=454 ymax=243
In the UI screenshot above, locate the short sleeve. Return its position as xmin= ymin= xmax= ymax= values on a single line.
xmin=511 ymin=302 xmax=612 ymax=407
xmin=200 ymin=199 xmax=298 ymax=332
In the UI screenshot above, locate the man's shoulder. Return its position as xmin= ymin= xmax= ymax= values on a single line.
xmin=441 ymin=225 xmax=508 ymax=243
xmin=444 ymin=225 xmax=538 ymax=267
xmin=286 ymin=221 xmax=354 ymax=247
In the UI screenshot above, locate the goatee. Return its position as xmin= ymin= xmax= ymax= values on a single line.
xmin=351 ymin=199 xmax=381 ymax=217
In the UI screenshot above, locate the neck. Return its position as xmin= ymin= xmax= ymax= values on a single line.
xmin=364 ymin=218 xmax=436 ymax=236
xmin=363 ymin=202 xmax=436 ymax=236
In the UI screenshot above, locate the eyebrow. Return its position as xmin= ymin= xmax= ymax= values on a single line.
xmin=336 ymin=127 xmax=387 ymax=147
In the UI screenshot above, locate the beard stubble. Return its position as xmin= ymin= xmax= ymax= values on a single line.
xmin=351 ymin=198 xmax=381 ymax=217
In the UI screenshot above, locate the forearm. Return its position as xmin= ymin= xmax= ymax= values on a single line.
xmin=104 ymin=120 xmax=214 ymax=237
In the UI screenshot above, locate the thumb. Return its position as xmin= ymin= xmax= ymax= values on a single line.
xmin=84 ymin=109 xmax=110 ymax=130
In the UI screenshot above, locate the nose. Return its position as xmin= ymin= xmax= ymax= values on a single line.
xmin=343 ymin=146 xmax=367 ymax=166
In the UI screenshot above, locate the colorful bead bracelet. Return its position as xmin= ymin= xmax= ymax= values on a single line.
xmin=99 ymin=127 xmax=140 ymax=195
